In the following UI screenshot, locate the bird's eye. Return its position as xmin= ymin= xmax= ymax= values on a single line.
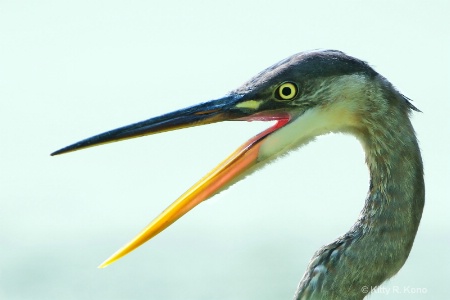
xmin=276 ymin=82 xmax=298 ymax=101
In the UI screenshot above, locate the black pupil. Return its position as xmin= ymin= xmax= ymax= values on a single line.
xmin=282 ymin=86 xmax=292 ymax=96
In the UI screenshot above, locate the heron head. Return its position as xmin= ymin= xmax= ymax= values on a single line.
xmin=52 ymin=50 xmax=406 ymax=267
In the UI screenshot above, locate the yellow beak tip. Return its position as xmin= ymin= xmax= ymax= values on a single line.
xmin=98 ymin=263 xmax=108 ymax=269
xmin=98 ymin=258 xmax=114 ymax=269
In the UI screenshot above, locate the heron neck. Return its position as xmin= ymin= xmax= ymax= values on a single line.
xmin=360 ymin=116 xmax=424 ymax=241
xmin=295 ymin=99 xmax=424 ymax=299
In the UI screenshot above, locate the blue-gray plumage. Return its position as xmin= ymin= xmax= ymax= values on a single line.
xmin=52 ymin=50 xmax=424 ymax=300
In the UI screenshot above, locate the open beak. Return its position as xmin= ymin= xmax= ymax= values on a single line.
xmin=52 ymin=94 xmax=291 ymax=268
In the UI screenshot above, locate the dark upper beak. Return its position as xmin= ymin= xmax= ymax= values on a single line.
xmin=51 ymin=94 xmax=247 ymax=156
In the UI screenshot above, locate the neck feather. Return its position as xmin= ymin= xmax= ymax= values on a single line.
xmin=294 ymin=79 xmax=424 ymax=300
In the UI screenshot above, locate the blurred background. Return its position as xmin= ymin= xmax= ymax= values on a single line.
xmin=1 ymin=1 xmax=449 ymax=299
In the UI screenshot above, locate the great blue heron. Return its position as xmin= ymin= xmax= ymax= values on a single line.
xmin=52 ymin=50 xmax=424 ymax=299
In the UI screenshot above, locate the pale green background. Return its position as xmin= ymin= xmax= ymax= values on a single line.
xmin=1 ymin=1 xmax=449 ymax=299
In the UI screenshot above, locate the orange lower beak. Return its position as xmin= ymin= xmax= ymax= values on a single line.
xmin=98 ymin=117 xmax=289 ymax=267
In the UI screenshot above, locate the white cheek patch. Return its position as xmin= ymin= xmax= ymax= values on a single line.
xmin=258 ymin=104 xmax=359 ymax=161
